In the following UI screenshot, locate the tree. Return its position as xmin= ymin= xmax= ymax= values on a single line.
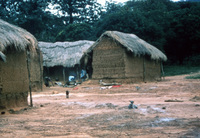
xmin=94 ymin=0 xmax=174 ymax=50
xmin=0 ymin=0 xmax=47 ymax=34
xmin=164 ymin=2 xmax=200 ymax=64
xmin=0 ymin=0 xmax=66 ymax=42
xmin=49 ymin=0 xmax=102 ymax=24
xmin=55 ymin=23 xmax=93 ymax=41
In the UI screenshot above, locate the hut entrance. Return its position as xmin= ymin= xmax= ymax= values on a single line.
xmin=43 ymin=65 xmax=85 ymax=86
xmin=83 ymin=51 xmax=93 ymax=79
xmin=43 ymin=66 xmax=64 ymax=82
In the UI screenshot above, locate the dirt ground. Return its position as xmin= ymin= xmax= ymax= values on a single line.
xmin=0 ymin=74 xmax=200 ymax=138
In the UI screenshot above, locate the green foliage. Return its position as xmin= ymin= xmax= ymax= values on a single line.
xmin=94 ymin=0 xmax=173 ymax=51
xmin=164 ymin=65 xmax=200 ymax=76
xmin=94 ymin=0 xmax=200 ymax=65
xmin=0 ymin=0 xmax=200 ymax=65
xmin=49 ymin=0 xmax=102 ymax=24
xmin=164 ymin=2 xmax=200 ymax=64
xmin=55 ymin=23 xmax=93 ymax=41
xmin=185 ymin=73 xmax=200 ymax=79
xmin=0 ymin=0 xmax=62 ymax=42
xmin=0 ymin=0 xmax=102 ymax=42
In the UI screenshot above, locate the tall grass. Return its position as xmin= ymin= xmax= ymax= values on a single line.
xmin=164 ymin=65 xmax=200 ymax=76
xmin=185 ymin=73 xmax=200 ymax=79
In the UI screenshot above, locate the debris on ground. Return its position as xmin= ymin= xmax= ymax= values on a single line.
xmin=54 ymin=82 xmax=63 ymax=86
xmin=112 ymin=85 xmax=121 ymax=88
xmin=1 ymin=111 xmax=5 ymax=114
xmin=149 ymin=86 xmax=157 ymax=90
xmin=195 ymin=104 xmax=200 ymax=107
xmin=8 ymin=108 xmax=30 ymax=114
xmin=100 ymin=86 xmax=112 ymax=90
xmin=95 ymin=103 xmax=118 ymax=109
xmin=164 ymin=99 xmax=184 ymax=102
xmin=8 ymin=109 xmax=15 ymax=114
xmin=52 ymin=91 xmax=59 ymax=94
xmin=135 ymin=86 xmax=140 ymax=91
xmin=100 ymin=85 xmax=121 ymax=90
xmin=82 ymin=87 xmax=93 ymax=89
xmin=162 ymin=107 xmax=166 ymax=109
xmin=99 ymin=80 xmax=122 ymax=86
xmin=65 ymin=81 xmax=77 ymax=88
xmin=73 ymin=87 xmax=78 ymax=90
xmin=190 ymin=96 xmax=200 ymax=102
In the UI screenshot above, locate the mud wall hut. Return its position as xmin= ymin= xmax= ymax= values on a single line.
xmin=84 ymin=31 xmax=167 ymax=83
xmin=0 ymin=19 xmax=43 ymax=110
xmin=38 ymin=41 xmax=94 ymax=83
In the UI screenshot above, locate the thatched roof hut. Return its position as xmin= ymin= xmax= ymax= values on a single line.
xmin=0 ymin=19 xmax=43 ymax=110
xmin=38 ymin=41 xmax=94 ymax=82
xmin=87 ymin=31 xmax=167 ymax=61
xmin=0 ymin=19 xmax=38 ymax=62
xmin=39 ymin=41 xmax=94 ymax=67
xmin=84 ymin=31 xmax=167 ymax=83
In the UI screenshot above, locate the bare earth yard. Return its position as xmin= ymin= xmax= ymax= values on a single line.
xmin=0 ymin=74 xmax=200 ymax=138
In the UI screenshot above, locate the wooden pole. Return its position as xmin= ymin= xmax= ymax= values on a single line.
xmin=76 ymin=65 xmax=80 ymax=80
xmin=161 ymin=61 xmax=165 ymax=80
xmin=47 ymin=67 xmax=50 ymax=76
xmin=38 ymin=50 xmax=43 ymax=91
xmin=143 ymin=57 xmax=146 ymax=82
xmin=63 ymin=67 xmax=66 ymax=84
xmin=26 ymin=51 xmax=33 ymax=107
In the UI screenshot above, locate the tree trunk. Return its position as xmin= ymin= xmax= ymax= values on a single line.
xmin=68 ymin=0 xmax=73 ymax=24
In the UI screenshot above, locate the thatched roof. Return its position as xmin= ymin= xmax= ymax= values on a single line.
xmin=0 ymin=19 xmax=38 ymax=62
xmin=38 ymin=40 xmax=94 ymax=68
xmin=87 ymin=31 xmax=167 ymax=61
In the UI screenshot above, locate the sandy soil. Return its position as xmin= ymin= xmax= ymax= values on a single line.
xmin=0 ymin=74 xmax=200 ymax=138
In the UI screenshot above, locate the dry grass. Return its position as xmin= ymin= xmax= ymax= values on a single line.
xmin=0 ymin=19 xmax=38 ymax=62
xmin=86 ymin=31 xmax=167 ymax=62
xmin=38 ymin=41 xmax=94 ymax=67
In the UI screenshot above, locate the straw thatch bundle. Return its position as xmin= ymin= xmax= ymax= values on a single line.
xmin=38 ymin=40 xmax=94 ymax=68
xmin=87 ymin=31 xmax=167 ymax=61
xmin=0 ymin=19 xmax=38 ymax=62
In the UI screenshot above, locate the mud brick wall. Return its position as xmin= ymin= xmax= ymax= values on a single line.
xmin=0 ymin=51 xmax=28 ymax=109
xmin=91 ymin=37 xmax=162 ymax=83
xmin=144 ymin=59 xmax=161 ymax=82
xmin=29 ymin=50 xmax=43 ymax=91
xmin=92 ymin=37 xmax=126 ymax=79
xmin=124 ymin=53 xmax=144 ymax=82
